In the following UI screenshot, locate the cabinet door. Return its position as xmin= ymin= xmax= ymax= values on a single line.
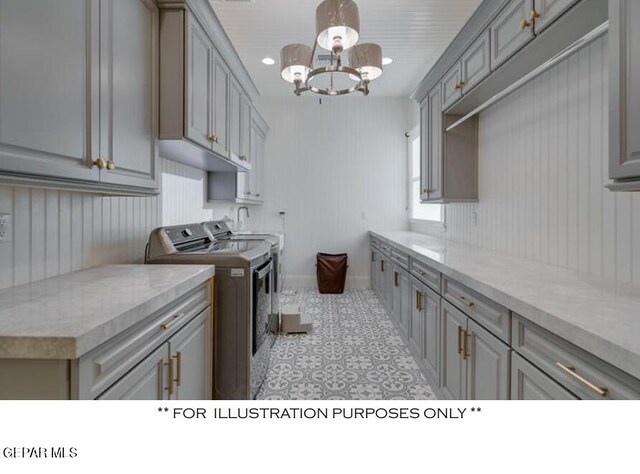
xmin=0 ymin=0 xmax=100 ymax=182
xmin=170 ymin=310 xmax=210 ymax=400
xmin=490 ymin=0 xmax=535 ymax=69
xmin=98 ymin=343 xmax=169 ymax=400
xmin=419 ymin=98 xmax=429 ymax=201
xmin=466 ymin=320 xmax=510 ymax=400
xmin=240 ymin=96 xmax=252 ymax=163
xmin=440 ymin=301 xmax=467 ymax=400
xmin=398 ymin=269 xmax=411 ymax=338
xmin=371 ymin=250 xmax=378 ymax=294
xmin=211 ymin=53 xmax=229 ymax=158
xmin=441 ymin=62 xmax=462 ymax=110
xmin=99 ymin=0 xmax=157 ymax=189
xmin=185 ymin=15 xmax=213 ymax=149
xmin=610 ymin=0 xmax=640 ymax=180
xmin=427 ymin=86 xmax=443 ymax=201
xmin=460 ymin=30 xmax=491 ymax=92
xmin=229 ymin=79 xmax=242 ymax=161
xmin=254 ymin=127 xmax=265 ymax=201
xmin=511 ymin=353 xmax=577 ymax=400
xmin=422 ymin=286 xmax=440 ymax=383
xmin=408 ymin=281 xmax=424 ymax=358
xmin=534 ymin=0 xmax=578 ymax=33
xmin=392 ymin=267 xmax=402 ymax=324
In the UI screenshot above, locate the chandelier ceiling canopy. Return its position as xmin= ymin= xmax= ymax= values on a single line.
xmin=280 ymin=0 xmax=383 ymax=97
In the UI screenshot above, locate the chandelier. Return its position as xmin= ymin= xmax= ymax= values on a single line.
xmin=280 ymin=0 xmax=383 ymax=96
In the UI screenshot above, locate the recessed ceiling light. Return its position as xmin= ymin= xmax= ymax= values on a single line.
xmin=382 ymin=57 xmax=393 ymax=65
xmin=262 ymin=57 xmax=275 ymax=65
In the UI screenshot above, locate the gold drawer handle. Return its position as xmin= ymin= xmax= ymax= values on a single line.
xmin=556 ymin=362 xmax=609 ymax=397
xmin=462 ymin=330 xmax=470 ymax=360
xmin=416 ymin=290 xmax=423 ymax=311
xmin=457 ymin=325 xmax=464 ymax=354
xmin=458 ymin=295 xmax=475 ymax=307
xmin=160 ymin=312 xmax=185 ymax=331
xmin=394 ymin=271 xmax=399 ymax=287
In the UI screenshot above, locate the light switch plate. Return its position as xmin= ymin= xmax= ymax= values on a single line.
xmin=0 ymin=213 xmax=11 ymax=243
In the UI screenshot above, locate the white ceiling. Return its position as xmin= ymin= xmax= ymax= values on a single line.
xmin=210 ymin=0 xmax=482 ymax=97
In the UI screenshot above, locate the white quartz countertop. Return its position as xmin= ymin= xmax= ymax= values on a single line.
xmin=0 ymin=264 xmax=215 ymax=360
xmin=370 ymin=231 xmax=640 ymax=380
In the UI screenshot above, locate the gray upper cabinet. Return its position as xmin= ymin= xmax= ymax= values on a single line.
xmin=425 ymin=86 xmax=443 ymax=201
xmin=460 ymin=30 xmax=491 ymax=93
xmin=490 ymin=0 xmax=535 ymax=69
xmin=419 ymin=97 xmax=429 ymax=201
xmin=186 ymin=16 xmax=213 ymax=150
xmin=608 ymin=0 xmax=640 ymax=190
xmin=212 ymin=55 xmax=230 ymax=158
xmin=0 ymin=0 xmax=99 ymax=183
xmin=441 ymin=63 xmax=462 ymax=110
xmin=0 ymin=0 xmax=157 ymax=194
xmin=229 ymin=78 xmax=242 ymax=162
xmin=533 ymin=0 xmax=579 ymax=33
xmin=98 ymin=0 xmax=158 ymax=190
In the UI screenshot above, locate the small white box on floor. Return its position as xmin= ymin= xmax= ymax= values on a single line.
xmin=280 ymin=304 xmax=313 ymax=334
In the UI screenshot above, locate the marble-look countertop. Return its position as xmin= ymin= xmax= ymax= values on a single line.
xmin=370 ymin=231 xmax=640 ymax=380
xmin=0 ymin=265 xmax=215 ymax=360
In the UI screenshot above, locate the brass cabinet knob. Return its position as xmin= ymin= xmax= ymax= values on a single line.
xmin=246 ymin=191 xmax=252 ymax=195
xmin=529 ymin=9 xmax=540 ymax=21
xmin=207 ymin=134 xmax=218 ymax=143
xmin=106 ymin=160 xmax=115 ymax=171
xmin=454 ymin=80 xmax=465 ymax=90
xmin=519 ymin=18 xmax=531 ymax=29
xmin=422 ymin=188 xmax=431 ymax=194
xmin=256 ymin=193 xmax=261 ymax=197
xmin=92 ymin=158 xmax=107 ymax=169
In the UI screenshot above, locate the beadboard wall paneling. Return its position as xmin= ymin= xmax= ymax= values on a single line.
xmin=247 ymin=96 xmax=413 ymax=288
xmin=0 ymin=185 xmax=160 ymax=291
xmin=421 ymin=36 xmax=640 ymax=285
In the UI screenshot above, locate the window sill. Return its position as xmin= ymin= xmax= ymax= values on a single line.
xmin=410 ymin=218 xmax=447 ymax=235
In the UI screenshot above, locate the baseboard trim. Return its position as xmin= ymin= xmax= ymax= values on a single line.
xmin=284 ymin=275 xmax=371 ymax=290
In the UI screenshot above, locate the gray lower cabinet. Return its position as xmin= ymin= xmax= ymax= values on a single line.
xmin=98 ymin=344 xmax=169 ymax=400
xmin=409 ymin=280 xmax=440 ymax=384
xmin=490 ymin=0 xmax=535 ymax=69
xmin=511 ymin=352 xmax=577 ymax=400
xmin=392 ymin=266 xmax=411 ymax=338
xmin=533 ymin=0 xmax=579 ymax=33
xmin=0 ymin=0 xmax=158 ymax=194
xmin=441 ymin=300 xmax=510 ymax=400
xmin=608 ymin=0 xmax=640 ymax=190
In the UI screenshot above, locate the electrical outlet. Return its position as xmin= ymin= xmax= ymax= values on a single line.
xmin=0 ymin=213 xmax=11 ymax=243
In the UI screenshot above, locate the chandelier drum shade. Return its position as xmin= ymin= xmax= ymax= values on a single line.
xmin=279 ymin=0 xmax=383 ymax=97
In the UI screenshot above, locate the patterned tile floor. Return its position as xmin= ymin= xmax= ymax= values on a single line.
xmin=256 ymin=288 xmax=438 ymax=400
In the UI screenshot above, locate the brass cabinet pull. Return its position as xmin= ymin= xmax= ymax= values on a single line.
xmin=529 ymin=9 xmax=540 ymax=21
xmin=371 ymin=252 xmax=375 ymax=262
xmin=394 ymin=271 xmax=399 ymax=287
xmin=256 ymin=193 xmax=261 ymax=197
xmin=92 ymin=158 xmax=107 ymax=169
xmin=173 ymin=352 xmax=182 ymax=386
xmin=164 ymin=358 xmax=174 ymax=396
xmin=207 ymin=134 xmax=218 ymax=143
xmin=519 ymin=18 xmax=532 ymax=29
xmin=454 ymin=80 xmax=465 ymax=90
xmin=462 ymin=330 xmax=470 ymax=360
xmin=381 ymin=260 xmax=385 ymax=272
xmin=457 ymin=325 xmax=464 ymax=354
xmin=160 ymin=312 xmax=185 ymax=331
xmin=106 ymin=160 xmax=115 ymax=171
xmin=416 ymin=290 xmax=423 ymax=311
xmin=556 ymin=362 xmax=608 ymax=397
xmin=458 ymin=295 xmax=475 ymax=307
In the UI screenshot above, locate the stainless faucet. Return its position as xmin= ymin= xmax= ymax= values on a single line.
xmin=237 ymin=206 xmax=250 ymax=225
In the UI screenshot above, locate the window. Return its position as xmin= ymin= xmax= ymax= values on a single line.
xmin=409 ymin=128 xmax=444 ymax=225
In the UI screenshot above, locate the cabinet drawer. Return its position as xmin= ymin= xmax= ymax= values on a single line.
xmin=441 ymin=62 xmax=462 ymax=109
xmin=379 ymin=241 xmax=391 ymax=256
xmin=511 ymin=352 xmax=577 ymax=400
xmin=390 ymin=248 xmax=409 ymax=271
xmin=442 ymin=277 xmax=510 ymax=344
xmin=77 ymin=282 xmax=211 ymax=399
xmin=490 ymin=0 xmax=535 ymax=68
xmin=410 ymin=259 xmax=440 ymax=293
xmin=370 ymin=237 xmax=381 ymax=250
xmin=460 ymin=30 xmax=491 ymax=91
xmin=512 ymin=315 xmax=640 ymax=400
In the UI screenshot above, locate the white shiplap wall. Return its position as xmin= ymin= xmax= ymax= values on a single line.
xmin=248 ymin=96 xmax=412 ymax=288
xmin=0 ymin=158 xmax=225 ymax=291
xmin=423 ymin=36 xmax=640 ymax=285
xmin=0 ymin=186 xmax=160 ymax=290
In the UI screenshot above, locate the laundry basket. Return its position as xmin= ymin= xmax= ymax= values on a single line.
xmin=316 ymin=253 xmax=348 ymax=294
